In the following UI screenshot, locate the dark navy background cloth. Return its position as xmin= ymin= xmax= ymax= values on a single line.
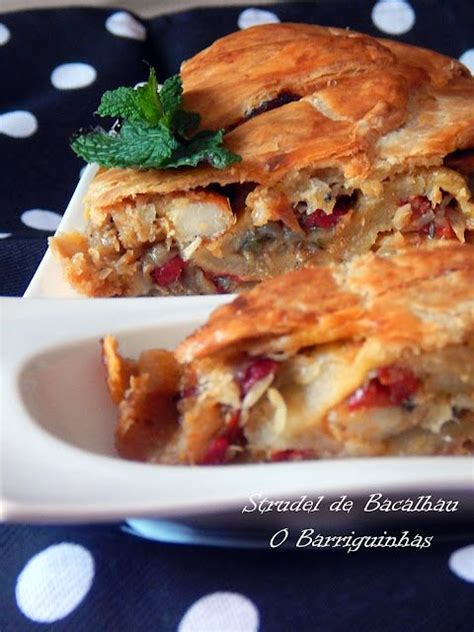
xmin=1 ymin=523 xmax=473 ymax=631
xmin=1 ymin=2 xmax=473 ymax=630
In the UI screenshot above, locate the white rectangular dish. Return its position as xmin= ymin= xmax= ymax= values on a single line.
xmin=1 ymin=296 xmax=473 ymax=526
xmin=24 ymin=164 xmax=99 ymax=298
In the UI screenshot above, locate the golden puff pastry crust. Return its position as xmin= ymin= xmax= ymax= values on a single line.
xmin=176 ymin=242 xmax=474 ymax=363
xmin=86 ymin=23 xmax=474 ymax=209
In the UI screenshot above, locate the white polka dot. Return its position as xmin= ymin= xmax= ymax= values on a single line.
xmin=51 ymin=63 xmax=97 ymax=90
xmin=106 ymin=11 xmax=146 ymax=41
xmin=0 ymin=111 xmax=38 ymax=138
xmin=0 ymin=23 xmax=10 ymax=45
xmin=178 ymin=592 xmax=259 ymax=632
xmin=459 ymin=49 xmax=474 ymax=74
xmin=15 ymin=543 xmax=94 ymax=623
xmin=371 ymin=0 xmax=415 ymax=35
xmin=238 ymin=8 xmax=280 ymax=30
xmin=21 ymin=209 xmax=62 ymax=231
xmin=0 ymin=232 xmax=11 ymax=238
xmin=449 ymin=545 xmax=474 ymax=583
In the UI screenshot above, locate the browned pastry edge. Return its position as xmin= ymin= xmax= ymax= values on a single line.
xmin=176 ymin=242 xmax=474 ymax=363
xmin=83 ymin=23 xmax=474 ymax=211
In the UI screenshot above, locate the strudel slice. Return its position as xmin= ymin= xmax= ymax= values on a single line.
xmin=52 ymin=23 xmax=474 ymax=296
xmin=104 ymin=243 xmax=474 ymax=464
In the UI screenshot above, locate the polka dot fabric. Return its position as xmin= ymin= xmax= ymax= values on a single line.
xmin=0 ymin=22 xmax=10 ymax=46
xmin=15 ymin=544 xmax=94 ymax=623
xmin=237 ymin=8 xmax=280 ymax=29
xmin=1 ymin=524 xmax=474 ymax=631
xmin=0 ymin=3 xmax=473 ymax=630
xmin=105 ymin=11 xmax=147 ymax=41
xmin=371 ymin=0 xmax=416 ymax=35
xmin=50 ymin=63 xmax=97 ymax=90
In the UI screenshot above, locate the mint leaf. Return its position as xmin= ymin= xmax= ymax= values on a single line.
xmin=164 ymin=130 xmax=241 ymax=169
xmin=134 ymin=68 xmax=162 ymax=125
xmin=160 ymin=76 xmax=199 ymax=136
xmin=71 ymin=122 xmax=178 ymax=169
xmin=97 ymin=87 xmax=142 ymax=122
xmin=71 ymin=66 xmax=242 ymax=170
xmin=160 ymin=74 xmax=182 ymax=126
xmin=97 ymin=69 xmax=161 ymax=126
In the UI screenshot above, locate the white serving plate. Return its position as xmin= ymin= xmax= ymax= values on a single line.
xmin=9 ymin=164 xmax=474 ymax=544
xmin=1 ymin=297 xmax=473 ymax=538
xmin=24 ymin=164 xmax=99 ymax=298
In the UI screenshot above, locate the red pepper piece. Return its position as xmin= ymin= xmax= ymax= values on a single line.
xmin=405 ymin=196 xmax=457 ymax=240
xmin=377 ymin=366 xmax=420 ymax=404
xmin=347 ymin=380 xmax=392 ymax=410
xmin=433 ymin=221 xmax=457 ymax=240
xmin=407 ymin=195 xmax=432 ymax=218
xmin=303 ymin=208 xmax=344 ymax=229
xmin=200 ymin=410 xmax=244 ymax=465
xmin=152 ymin=256 xmax=186 ymax=287
xmin=302 ymin=195 xmax=353 ymax=230
xmin=225 ymin=410 xmax=245 ymax=444
xmin=348 ymin=365 xmax=419 ymax=410
xmin=200 ymin=436 xmax=230 ymax=465
xmin=270 ymin=449 xmax=312 ymax=462
xmin=238 ymin=358 xmax=279 ymax=398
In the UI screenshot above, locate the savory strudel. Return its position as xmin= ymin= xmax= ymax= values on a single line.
xmin=104 ymin=243 xmax=474 ymax=464
xmin=52 ymin=23 xmax=474 ymax=296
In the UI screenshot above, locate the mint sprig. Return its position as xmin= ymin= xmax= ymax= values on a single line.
xmin=72 ymin=122 xmax=178 ymax=169
xmin=163 ymin=130 xmax=241 ymax=169
xmin=71 ymin=69 xmax=241 ymax=171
